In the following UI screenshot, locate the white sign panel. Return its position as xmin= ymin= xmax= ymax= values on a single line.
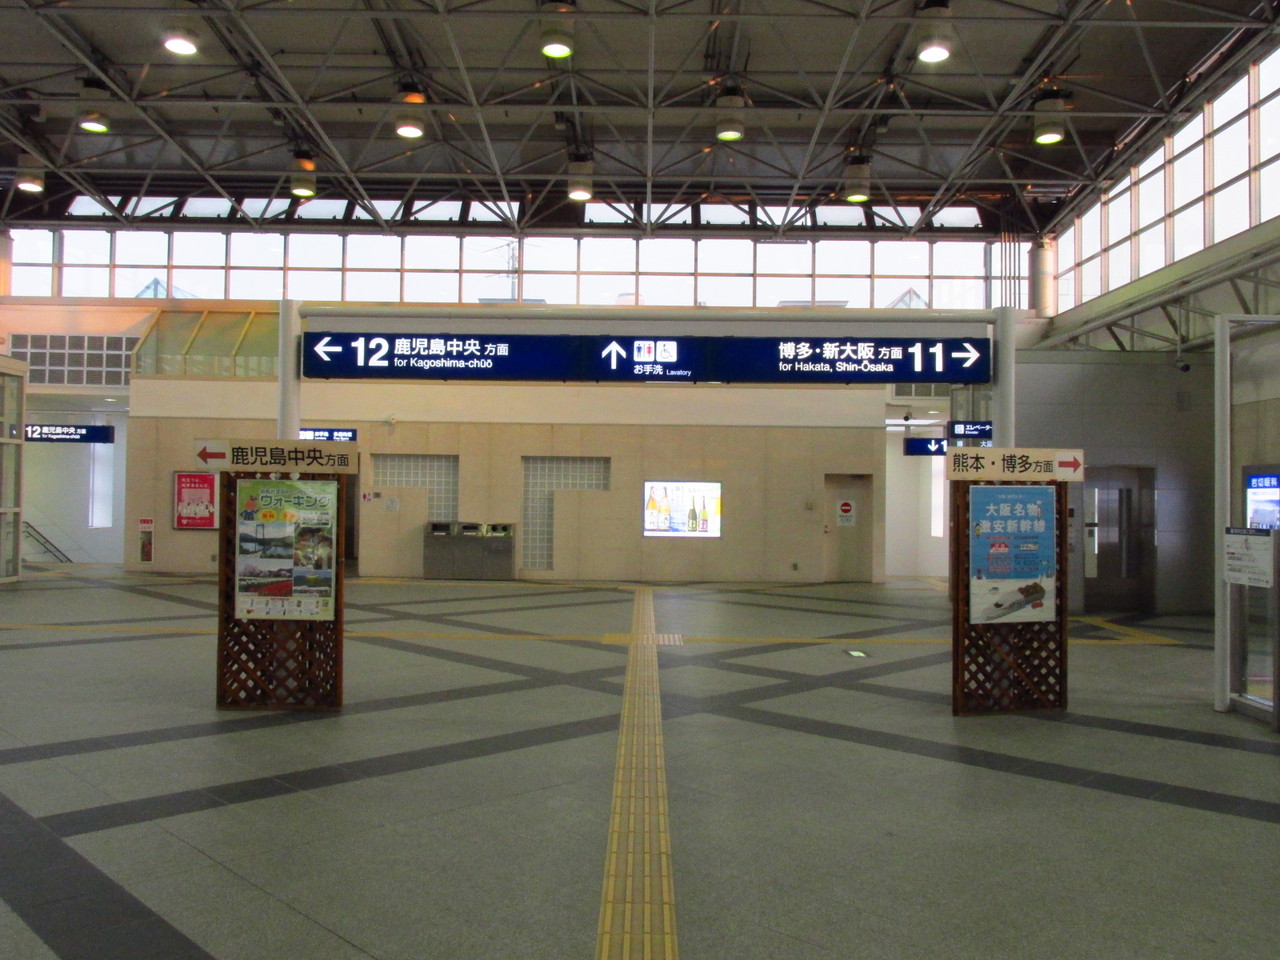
xmin=1224 ymin=528 xmax=1275 ymax=588
xmin=947 ymin=448 xmax=1085 ymax=482
xmin=195 ymin=438 xmax=359 ymax=474
xmin=836 ymin=501 xmax=855 ymax=526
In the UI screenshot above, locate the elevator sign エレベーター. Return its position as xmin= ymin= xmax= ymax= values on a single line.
xmin=302 ymin=333 xmax=991 ymax=385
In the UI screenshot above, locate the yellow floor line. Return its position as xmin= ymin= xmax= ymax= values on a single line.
xmin=596 ymin=586 xmax=678 ymax=960
xmin=1073 ymin=616 xmax=1184 ymax=645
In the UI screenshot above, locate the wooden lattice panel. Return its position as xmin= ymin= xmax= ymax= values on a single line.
xmin=215 ymin=472 xmax=345 ymax=710
xmin=951 ymin=481 xmax=1068 ymax=716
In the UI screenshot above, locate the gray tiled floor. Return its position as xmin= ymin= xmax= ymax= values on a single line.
xmin=0 ymin=565 xmax=1276 ymax=960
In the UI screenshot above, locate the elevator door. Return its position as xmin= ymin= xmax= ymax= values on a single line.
xmin=1084 ymin=466 xmax=1156 ymax=613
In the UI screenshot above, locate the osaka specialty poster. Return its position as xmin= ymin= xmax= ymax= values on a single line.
xmin=969 ymin=485 xmax=1056 ymax=625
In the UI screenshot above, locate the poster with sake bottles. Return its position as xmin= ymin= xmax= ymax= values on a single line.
xmin=643 ymin=481 xmax=722 ymax=538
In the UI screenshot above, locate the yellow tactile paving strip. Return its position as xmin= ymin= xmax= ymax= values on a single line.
xmin=595 ymin=586 xmax=679 ymax=960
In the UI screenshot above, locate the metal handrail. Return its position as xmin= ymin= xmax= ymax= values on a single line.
xmin=21 ymin=521 xmax=72 ymax=563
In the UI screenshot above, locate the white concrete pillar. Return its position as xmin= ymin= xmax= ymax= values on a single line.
xmin=1028 ymin=238 xmax=1056 ymax=317
xmin=277 ymin=299 xmax=301 ymax=441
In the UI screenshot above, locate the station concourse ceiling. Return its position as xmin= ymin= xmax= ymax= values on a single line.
xmin=0 ymin=0 xmax=1276 ymax=240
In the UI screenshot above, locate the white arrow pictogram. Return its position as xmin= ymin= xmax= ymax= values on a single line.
xmin=602 ymin=341 xmax=627 ymax=370
xmin=313 ymin=336 xmax=342 ymax=362
xmin=950 ymin=342 xmax=980 ymax=367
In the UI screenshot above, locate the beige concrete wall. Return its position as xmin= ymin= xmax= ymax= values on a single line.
xmin=125 ymin=380 xmax=885 ymax=581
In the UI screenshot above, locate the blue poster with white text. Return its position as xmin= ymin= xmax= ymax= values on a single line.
xmin=969 ymin=485 xmax=1056 ymax=624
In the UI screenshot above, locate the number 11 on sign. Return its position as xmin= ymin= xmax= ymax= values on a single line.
xmin=908 ymin=342 xmax=944 ymax=372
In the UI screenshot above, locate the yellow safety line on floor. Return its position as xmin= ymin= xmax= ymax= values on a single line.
xmin=1073 ymin=616 xmax=1184 ymax=645
xmin=595 ymin=586 xmax=678 ymax=960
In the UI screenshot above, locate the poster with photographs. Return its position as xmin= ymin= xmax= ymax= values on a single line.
xmin=234 ymin=479 xmax=337 ymax=621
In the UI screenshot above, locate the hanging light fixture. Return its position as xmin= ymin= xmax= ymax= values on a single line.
xmin=162 ymin=25 xmax=199 ymax=56
xmin=290 ymin=154 xmax=317 ymax=198
xmin=14 ymin=154 xmax=44 ymax=193
xmin=915 ymin=0 xmax=952 ymax=64
xmin=395 ymin=114 xmax=425 ymax=138
xmin=715 ymin=93 xmax=746 ymax=142
xmin=567 ymin=158 xmax=594 ymax=201
xmin=842 ymin=158 xmax=872 ymax=203
xmin=77 ymin=110 xmax=111 ymax=134
xmin=1033 ymin=97 xmax=1067 ymax=145
xmin=539 ymin=1 xmax=575 ymax=59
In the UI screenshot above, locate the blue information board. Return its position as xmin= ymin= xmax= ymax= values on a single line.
xmin=25 ymin=424 xmax=115 ymax=443
xmin=903 ymin=437 xmax=948 ymax=456
xmin=301 ymin=332 xmax=991 ymax=385
xmin=948 ymin=419 xmax=993 ymax=440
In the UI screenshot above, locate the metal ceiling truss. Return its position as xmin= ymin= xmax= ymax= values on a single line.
xmin=0 ymin=0 xmax=1276 ymax=240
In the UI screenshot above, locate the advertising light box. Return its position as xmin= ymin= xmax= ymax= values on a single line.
xmin=643 ymin=481 xmax=721 ymax=538
xmin=1244 ymin=468 xmax=1280 ymax=529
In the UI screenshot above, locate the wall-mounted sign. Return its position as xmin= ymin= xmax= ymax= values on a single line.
xmin=138 ymin=518 xmax=154 ymax=563
xmin=1223 ymin=528 xmax=1275 ymax=588
xmin=302 ymin=332 xmax=992 ymax=385
xmin=836 ymin=500 xmax=855 ymax=526
xmin=1244 ymin=471 xmax=1279 ymax=529
xmin=948 ymin=420 xmax=993 ymax=440
xmin=298 ymin=428 xmax=358 ymax=442
xmin=174 ymin=472 xmax=218 ymax=529
xmin=969 ymin=485 xmax=1056 ymax=624
xmin=903 ymin=437 xmax=948 ymax=456
xmin=25 ymin=424 xmax=115 ymax=443
xmin=947 ymin=448 xmax=1085 ymax=482
xmin=235 ymin=478 xmax=338 ymax=621
xmin=195 ymin=438 xmax=358 ymax=474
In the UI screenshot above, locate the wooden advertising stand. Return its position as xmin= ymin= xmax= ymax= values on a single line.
xmin=948 ymin=448 xmax=1083 ymax=716
xmin=205 ymin=438 xmax=357 ymax=710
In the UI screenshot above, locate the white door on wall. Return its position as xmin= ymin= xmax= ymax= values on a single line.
xmin=823 ymin=474 xmax=872 ymax=582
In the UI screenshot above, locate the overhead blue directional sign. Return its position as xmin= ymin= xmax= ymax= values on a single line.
xmin=903 ymin=437 xmax=948 ymax=456
xmin=25 ymin=424 xmax=115 ymax=443
xmin=301 ymin=332 xmax=991 ymax=385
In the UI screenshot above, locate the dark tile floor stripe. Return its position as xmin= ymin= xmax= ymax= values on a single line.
xmin=660 ymin=593 xmax=911 ymax=623
xmin=40 ymin=713 xmax=620 ymax=838
xmin=720 ymin=704 xmax=1280 ymax=824
xmin=60 ymin=577 xmax=222 ymax=613
xmin=0 ymin=631 xmax=207 ymax=653
xmin=0 ymin=793 xmax=219 ymax=960
xmin=820 ymin=618 xmax=952 ymax=640
xmin=2 ymin=669 xmax=624 ymax=767
xmin=360 ymin=586 xmax=618 ymax=608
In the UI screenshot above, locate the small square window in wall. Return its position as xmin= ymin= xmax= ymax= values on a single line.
xmin=1213 ymin=180 xmax=1251 ymax=242
xmin=286 ymin=270 xmax=342 ymax=300
xmin=344 ymin=272 xmax=402 ymax=302
xmin=12 ymin=229 xmax=53 ymax=264
xmin=403 ymin=272 xmax=460 ymax=302
xmin=230 ymin=269 xmax=284 ymax=300
xmin=174 ymin=232 xmax=228 ymax=266
xmin=405 ymin=235 xmax=460 ymax=269
xmin=230 ymin=233 xmax=284 ymax=267
xmin=815 ymin=276 xmax=869 ymax=307
xmin=638 ymin=274 xmax=695 ymax=306
xmin=11 ymin=267 xmax=52 ymax=297
xmin=1259 ymin=158 xmax=1280 ymax=222
xmin=521 ymin=457 xmax=610 ymax=570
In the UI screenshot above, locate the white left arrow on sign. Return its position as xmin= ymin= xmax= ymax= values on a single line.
xmin=602 ymin=341 xmax=627 ymax=370
xmin=950 ymin=342 xmax=980 ymax=367
xmin=313 ymin=336 xmax=342 ymax=361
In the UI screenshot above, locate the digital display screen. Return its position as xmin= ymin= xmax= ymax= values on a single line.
xmin=1245 ymin=471 xmax=1280 ymax=529
xmin=643 ymin=481 xmax=721 ymax=538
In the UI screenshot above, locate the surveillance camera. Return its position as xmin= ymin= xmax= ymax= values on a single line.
xmin=1175 ymin=360 xmax=1191 ymax=373
xmin=902 ymin=411 xmax=913 ymax=422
